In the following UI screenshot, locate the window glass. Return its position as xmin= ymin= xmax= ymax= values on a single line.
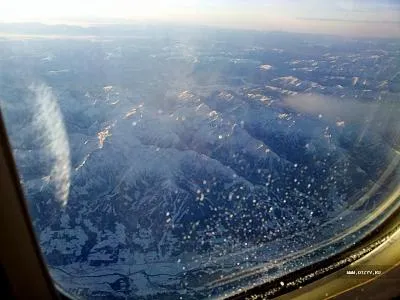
xmin=0 ymin=1 xmax=399 ymax=299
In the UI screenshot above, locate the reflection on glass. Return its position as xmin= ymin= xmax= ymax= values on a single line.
xmin=0 ymin=2 xmax=400 ymax=299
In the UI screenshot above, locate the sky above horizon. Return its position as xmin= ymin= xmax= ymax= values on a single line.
xmin=1 ymin=0 xmax=399 ymax=37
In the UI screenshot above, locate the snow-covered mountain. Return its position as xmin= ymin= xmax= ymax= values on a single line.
xmin=0 ymin=25 xmax=399 ymax=299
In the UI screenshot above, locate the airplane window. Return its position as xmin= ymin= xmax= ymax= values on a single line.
xmin=0 ymin=1 xmax=399 ymax=299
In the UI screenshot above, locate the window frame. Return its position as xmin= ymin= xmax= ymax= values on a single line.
xmin=0 ymin=110 xmax=59 ymax=299
xmin=227 ymin=205 xmax=400 ymax=299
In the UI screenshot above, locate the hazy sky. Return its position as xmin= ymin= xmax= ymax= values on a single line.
xmin=1 ymin=0 xmax=399 ymax=37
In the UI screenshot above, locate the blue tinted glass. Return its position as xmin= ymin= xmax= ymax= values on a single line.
xmin=0 ymin=3 xmax=400 ymax=299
